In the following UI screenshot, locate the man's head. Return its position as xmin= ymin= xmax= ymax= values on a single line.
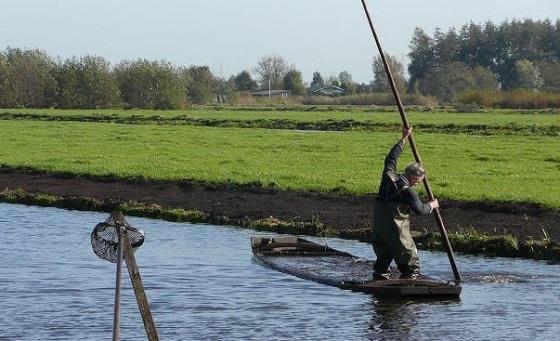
xmin=404 ymin=162 xmax=425 ymax=186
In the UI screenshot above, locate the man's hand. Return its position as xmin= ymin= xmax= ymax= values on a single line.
xmin=401 ymin=127 xmax=412 ymax=143
xmin=428 ymin=199 xmax=439 ymax=210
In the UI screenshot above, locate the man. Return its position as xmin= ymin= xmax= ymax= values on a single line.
xmin=372 ymin=127 xmax=439 ymax=280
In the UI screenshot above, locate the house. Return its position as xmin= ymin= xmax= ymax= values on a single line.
xmin=249 ymin=89 xmax=291 ymax=99
xmin=309 ymin=84 xmax=345 ymax=96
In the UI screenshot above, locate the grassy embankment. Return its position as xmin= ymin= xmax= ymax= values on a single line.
xmin=1 ymin=107 xmax=559 ymax=135
xmin=0 ymin=108 xmax=559 ymax=260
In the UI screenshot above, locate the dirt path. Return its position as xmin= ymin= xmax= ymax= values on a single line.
xmin=0 ymin=171 xmax=558 ymax=242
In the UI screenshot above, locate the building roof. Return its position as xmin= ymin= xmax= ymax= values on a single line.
xmin=310 ymin=84 xmax=345 ymax=93
xmin=250 ymin=89 xmax=291 ymax=96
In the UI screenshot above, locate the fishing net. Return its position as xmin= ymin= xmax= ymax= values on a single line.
xmin=91 ymin=213 xmax=145 ymax=263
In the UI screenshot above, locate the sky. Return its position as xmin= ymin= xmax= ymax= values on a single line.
xmin=0 ymin=0 xmax=558 ymax=83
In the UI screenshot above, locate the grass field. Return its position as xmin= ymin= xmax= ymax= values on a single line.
xmin=1 ymin=108 xmax=559 ymax=135
xmin=1 ymin=119 xmax=559 ymax=208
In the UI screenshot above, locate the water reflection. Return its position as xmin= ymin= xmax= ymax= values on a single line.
xmin=368 ymin=297 xmax=460 ymax=340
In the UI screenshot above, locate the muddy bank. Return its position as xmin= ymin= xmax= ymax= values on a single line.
xmin=0 ymin=170 xmax=558 ymax=244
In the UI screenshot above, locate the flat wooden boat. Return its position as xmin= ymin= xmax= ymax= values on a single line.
xmin=251 ymin=235 xmax=461 ymax=298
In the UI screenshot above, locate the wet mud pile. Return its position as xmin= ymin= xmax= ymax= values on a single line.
xmin=0 ymin=169 xmax=557 ymax=244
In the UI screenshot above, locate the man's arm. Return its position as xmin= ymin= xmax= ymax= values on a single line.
xmin=401 ymin=189 xmax=434 ymax=215
xmin=383 ymin=141 xmax=404 ymax=173
xmin=383 ymin=128 xmax=411 ymax=173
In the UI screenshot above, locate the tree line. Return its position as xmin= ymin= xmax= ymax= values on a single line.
xmin=0 ymin=47 xmax=369 ymax=109
xmin=408 ymin=19 xmax=560 ymax=101
xmin=0 ymin=48 xmax=221 ymax=109
xmin=0 ymin=19 xmax=559 ymax=109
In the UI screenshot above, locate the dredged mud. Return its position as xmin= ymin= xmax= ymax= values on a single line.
xmin=0 ymin=170 xmax=558 ymax=242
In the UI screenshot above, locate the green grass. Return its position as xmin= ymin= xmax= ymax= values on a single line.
xmin=1 ymin=120 xmax=559 ymax=208
xmin=1 ymin=108 xmax=559 ymax=134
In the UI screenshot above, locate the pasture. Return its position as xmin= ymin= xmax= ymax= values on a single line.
xmin=1 ymin=111 xmax=558 ymax=208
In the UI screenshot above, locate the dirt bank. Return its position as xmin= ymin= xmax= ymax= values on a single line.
xmin=0 ymin=170 xmax=558 ymax=243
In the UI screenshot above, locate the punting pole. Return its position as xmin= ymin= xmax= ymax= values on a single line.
xmin=360 ymin=0 xmax=461 ymax=282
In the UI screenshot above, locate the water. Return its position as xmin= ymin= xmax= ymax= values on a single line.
xmin=0 ymin=203 xmax=559 ymax=341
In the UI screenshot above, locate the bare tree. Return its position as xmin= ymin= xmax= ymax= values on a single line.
xmin=327 ymin=75 xmax=340 ymax=86
xmin=372 ymin=54 xmax=407 ymax=93
xmin=254 ymin=54 xmax=289 ymax=90
xmin=338 ymin=71 xmax=353 ymax=84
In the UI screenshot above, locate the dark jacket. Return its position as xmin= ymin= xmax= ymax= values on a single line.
xmin=377 ymin=141 xmax=432 ymax=215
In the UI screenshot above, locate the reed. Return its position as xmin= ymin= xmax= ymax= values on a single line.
xmin=458 ymin=90 xmax=560 ymax=109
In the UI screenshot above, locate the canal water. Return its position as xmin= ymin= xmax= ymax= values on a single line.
xmin=0 ymin=203 xmax=559 ymax=340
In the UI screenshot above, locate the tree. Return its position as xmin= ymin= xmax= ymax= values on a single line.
xmin=433 ymin=28 xmax=460 ymax=66
xmin=419 ymin=62 xmax=475 ymax=102
xmin=114 ymin=59 xmax=185 ymax=109
xmin=254 ymin=54 xmax=289 ymax=90
xmin=536 ymin=61 xmax=560 ymax=92
xmin=55 ymin=55 xmax=119 ymax=108
xmin=554 ymin=19 xmax=560 ymax=61
xmin=338 ymin=71 xmax=357 ymax=95
xmin=372 ymin=54 xmax=406 ymax=93
xmin=181 ymin=65 xmax=217 ymax=105
xmin=471 ymin=66 xmax=499 ymax=90
xmin=327 ymin=75 xmax=340 ymax=87
xmin=233 ymin=70 xmax=257 ymax=91
xmin=408 ymin=20 xmax=560 ymax=90
xmin=310 ymin=71 xmax=325 ymax=89
xmin=356 ymin=82 xmax=372 ymax=93
xmin=338 ymin=71 xmax=352 ymax=84
xmin=3 ymin=47 xmax=57 ymax=108
xmin=0 ymin=52 xmax=10 ymax=107
xmin=54 ymin=57 xmax=82 ymax=108
xmin=514 ymin=59 xmax=543 ymax=90
xmin=216 ymin=77 xmax=235 ymax=103
xmin=489 ymin=19 xmax=556 ymax=88
xmin=283 ymin=69 xmax=305 ymax=95
xmin=408 ymin=28 xmax=434 ymax=89
xmin=458 ymin=22 xmax=484 ymax=67
xmin=479 ymin=21 xmax=499 ymax=69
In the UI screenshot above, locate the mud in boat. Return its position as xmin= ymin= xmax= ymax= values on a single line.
xmin=251 ymin=236 xmax=461 ymax=298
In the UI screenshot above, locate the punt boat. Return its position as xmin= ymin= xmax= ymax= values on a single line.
xmin=251 ymin=235 xmax=461 ymax=298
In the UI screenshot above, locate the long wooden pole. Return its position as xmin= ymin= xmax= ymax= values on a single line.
xmin=360 ymin=0 xmax=461 ymax=282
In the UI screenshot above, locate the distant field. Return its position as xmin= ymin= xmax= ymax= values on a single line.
xmin=1 ymin=108 xmax=559 ymax=135
xmin=1 ymin=120 xmax=559 ymax=208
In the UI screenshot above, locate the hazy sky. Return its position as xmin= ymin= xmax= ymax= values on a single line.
xmin=1 ymin=0 xmax=558 ymax=83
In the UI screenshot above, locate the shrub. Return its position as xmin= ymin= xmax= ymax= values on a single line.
xmin=458 ymin=90 xmax=560 ymax=109
xmin=301 ymin=93 xmax=437 ymax=106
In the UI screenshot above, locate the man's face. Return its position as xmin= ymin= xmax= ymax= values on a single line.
xmin=409 ymin=175 xmax=425 ymax=187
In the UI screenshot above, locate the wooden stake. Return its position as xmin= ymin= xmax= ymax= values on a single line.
xmin=122 ymin=228 xmax=159 ymax=341
xmin=112 ymin=226 xmax=124 ymax=341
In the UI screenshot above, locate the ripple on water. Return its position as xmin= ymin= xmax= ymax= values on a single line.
xmin=1 ymin=203 xmax=560 ymax=340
